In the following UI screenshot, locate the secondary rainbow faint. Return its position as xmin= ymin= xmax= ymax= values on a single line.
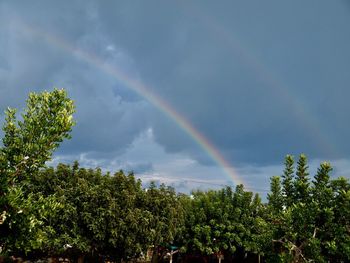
xmin=15 ymin=20 xmax=247 ymax=187
xmin=178 ymin=2 xmax=339 ymax=158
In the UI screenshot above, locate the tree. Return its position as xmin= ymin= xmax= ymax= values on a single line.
xmin=268 ymin=155 xmax=317 ymax=262
xmin=0 ymin=89 xmax=75 ymax=255
xmin=330 ymin=177 xmax=350 ymax=260
xmin=29 ymin=164 xmax=152 ymax=262
xmin=268 ymin=176 xmax=283 ymax=214
xmin=294 ymin=154 xmax=310 ymax=203
xmin=180 ymin=185 xmax=268 ymax=263
xmin=309 ymin=162 xmax=334 ymax=261
xmin=104 ymin=170 xmax=150 ymax=262
xmin=313 ymin=162 xmax=332 ymax=205
xmin=268 ymin=155 xmax=350 ymax=262
xmin=144 ymin=182 xmax=184 ymax=263
xmin=282 ymin=155 xmax=295 ymax=208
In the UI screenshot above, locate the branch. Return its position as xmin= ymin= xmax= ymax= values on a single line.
xmin=312 ymin=227 xmax=317 ymax=239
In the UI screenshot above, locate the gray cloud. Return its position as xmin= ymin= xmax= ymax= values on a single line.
xmin=0 ymin=1 xmax=152 ymax=157
xmin=1 ymin=0 xmax=350 ymax=190
xmin=91 ymin=0 xmax=350 ymax=165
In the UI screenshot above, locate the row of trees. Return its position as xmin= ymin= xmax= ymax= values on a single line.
xmin=2 ymin=157 xmax=349 ymax=262
xmin=7 ymin=163 xmax=182 ymax=262
xmin=1 ymin=90 xmax=350 ymax=262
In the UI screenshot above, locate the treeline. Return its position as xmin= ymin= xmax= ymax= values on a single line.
xmin=1 ymin=157 xmax=350 ymax=262
xmin=2 ymin=163 xmax=182 ymax=262
xmin=0 ymin=90 xmax=350 ymax=262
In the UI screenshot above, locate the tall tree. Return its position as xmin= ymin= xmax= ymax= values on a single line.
xmin=0 ymin=89 xmax=75 ymax=255
xmin=310 ymin=162 xmax=334 ymax=261
xmin=328 ymin=177 xmax=350 ymax=261
xmin=295 ymin=154 xmax=310 ymax=203
xmin=282 ymin=155 xmax=295 ymax=208
xmin=268 ymin=176 xmax=283 ymax=214
xmin=145 ymin=182 xmax=184 ymax=263
xmin=180 ymin=185 xmax=268 ymax=263
xmin=313 ymin=162 xmax=332 ymax=204
xmin=268 ymin=156 xmax=350 ymax=262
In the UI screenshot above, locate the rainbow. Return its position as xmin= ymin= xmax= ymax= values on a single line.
xmin=15 ymin=20 xmax=247 ymax=187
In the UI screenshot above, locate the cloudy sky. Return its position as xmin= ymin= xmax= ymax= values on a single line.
xmin=1 ymin=0 xmax=350 ymax=196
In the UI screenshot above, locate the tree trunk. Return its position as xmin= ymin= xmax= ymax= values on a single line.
xmin=151 ymin=248 xmax=159 ymax=263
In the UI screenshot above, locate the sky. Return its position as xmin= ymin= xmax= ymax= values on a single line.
xmin=1 ymin=0 xmax=350 ymax=196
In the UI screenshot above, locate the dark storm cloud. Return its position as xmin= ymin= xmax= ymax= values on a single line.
xmin=0 ymin=0 xmax=151 ymax=157
xmin=0 ymin=0 xmax=89 ymax=108
xmin=1 ymin=0 xmax=350 ymax=177
xmin=94 ymin=0 xmax=350 ymax=165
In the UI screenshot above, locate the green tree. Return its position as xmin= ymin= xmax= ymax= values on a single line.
xmin=294 ymin=154 xmax=310 ymax=203
xmin=328 ymin=177 xmax=350 ymax=261
xmin=29 ymin=164 xmax=151 ymax=262
xmin=0 ymin=89 xmax=75 ymax=255
xmin=268 ymin=176 xmax=283 ymax=214
xmin=180 ymin=185 xmax=268 ymax=263
xmin=313 ymin=162 xmax=332 ymax=205
xmin=144 ymin=182 xmax=184 ymax=263
xmin=268 ymin=155 xmax=350 ymax=262
xmin=268 ymin=155 xmax=316 ymax=262
xmin=104 ymin=170 xmax=150 ymax=262
xmin=309 ymin=162 xmax=334 ymax=261
xmin=282 ymin=155 xmax=295 ymax=208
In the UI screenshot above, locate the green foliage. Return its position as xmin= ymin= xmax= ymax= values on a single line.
xmin=1 ymin=89 xmax=75 ymax=179
xmin=144 ymin=182 xmax=184 ymax=263
xmin=28 ymin=163 xmax=147 ymax=258
xmin=282 ymin=155 xmax=295 ymax=208
xmin=0 ymin=89 xmax=75 ymax=255
xmin=295 ymin=154 xmax=310 ymax=202
xmin=267 ymin=155 xmax=350 ymax=262
xmin=268 ymin=176 xmax=283 ymax=214
xmin=14 ymin=163 xmax=185 ymax=262
xmin=179 ymin=185 xmax=270 ymax=262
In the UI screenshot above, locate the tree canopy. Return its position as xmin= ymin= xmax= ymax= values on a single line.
xmin=0 ymin=89 xmax=75 ymax=255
